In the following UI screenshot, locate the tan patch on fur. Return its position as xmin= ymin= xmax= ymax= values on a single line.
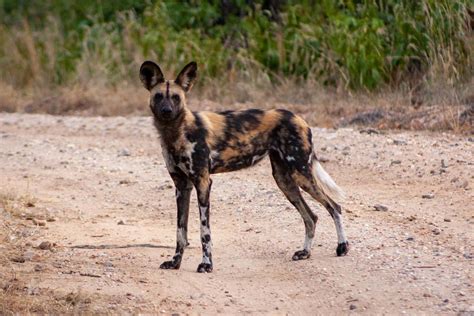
xmin=183 ymin=108 xmax=195 ymax=126
xmin=196 ymin=174 xmax=211 ymax=201
xmin=219 ymin=147 xmax=241 ymax=162
xmin=291 ymin=171 xmax=322 ymax=199
xmin=292 ymin=114 xmax=311 ymax=151
xmin=200 ymin=111 xmax=226 ymax=146
xmin=235 ymin=110 xmax=283 ymax=145
xmin=261 ymin=110 xmax=283 ymax=131
xmin=292 ymin=171 xmax=329 ymax=203
xmin=169 ymin=85 xmax=186 ymax=99
xmin=150 ymin=80 xmax=186 ymax=100
xmin=292 ymin=172 xmax=311 ymax=188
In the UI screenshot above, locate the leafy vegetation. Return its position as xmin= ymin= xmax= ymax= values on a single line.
xmin=0 ymin=0 xmax=471 ymax=91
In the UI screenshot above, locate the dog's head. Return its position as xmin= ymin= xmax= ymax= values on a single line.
xmin=139 ymin=61 xmax=197 ymax=122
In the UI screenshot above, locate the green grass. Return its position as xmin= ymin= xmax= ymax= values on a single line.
xmin=0 ymin=0 xmax=471 ymax=92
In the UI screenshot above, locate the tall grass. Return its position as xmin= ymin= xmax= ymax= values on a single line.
xmin=0 ymin=0 xmax=471 ymax=92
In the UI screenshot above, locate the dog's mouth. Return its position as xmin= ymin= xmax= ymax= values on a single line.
xmin=159 ymin=112 xmax=175 ymax=121
xmin=156 ymin=113 xmax=176 ymax=122
xmin=150 ymin=105 xmax=176 ymax=121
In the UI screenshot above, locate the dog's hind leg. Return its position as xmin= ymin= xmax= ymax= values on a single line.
xmin=269 ymin=151 xmax=318 ymax=260
xmin=292 ymin=162 xmax=349 ymax=257
xmin=160 ymin=171 xmax=193 ymax=270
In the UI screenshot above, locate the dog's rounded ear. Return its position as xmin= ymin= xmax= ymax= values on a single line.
xmin=175 ymin=61 xmax=197 ymax=92
xmin=140 ymin=61 xmax=165 ymax=91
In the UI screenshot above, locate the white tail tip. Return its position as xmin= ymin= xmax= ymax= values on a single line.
xmin=314 ymin=161 xmax=345 ymax=201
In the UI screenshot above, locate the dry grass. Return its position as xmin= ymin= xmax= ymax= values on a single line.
xmin=0 ymin=192 xmax=38 ymax=314
xmin=1 ymin=75 xmax=472 ymax=133
xmin=0 ymin=84 xmax=21 ymax=113
xmin=0 ymin=279 xmax=98 ymax=315
xmin=0 ymin=286 xmax=71 ymax=315
xmin=0 ymin=191 xmax=86 ymax=315
xmin=0 ymin=191 xmax=37 ymax=218
xmin=0 ymin=82 xmax=148 ymax=116
xmin=0 ymin=191 xmax=33 ymax=256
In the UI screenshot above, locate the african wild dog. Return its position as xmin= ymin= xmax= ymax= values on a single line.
xmin=140 ymin=61 xmax=349 ymax=273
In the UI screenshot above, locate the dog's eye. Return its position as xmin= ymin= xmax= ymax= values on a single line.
xmin=172 ymin=94 xmax=180 ymax=104
xmin=154 ymin=93 xmax=163 ymax=102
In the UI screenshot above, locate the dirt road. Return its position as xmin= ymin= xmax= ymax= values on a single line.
xmin=0 ymin=113 xmax=473 ymax=314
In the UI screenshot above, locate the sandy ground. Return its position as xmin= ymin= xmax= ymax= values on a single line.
xmin=0 ymin=113 xmax=473 ymax=314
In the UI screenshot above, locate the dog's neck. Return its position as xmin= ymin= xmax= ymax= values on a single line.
xmin=154 ymin=107 xmax=194 ymax=150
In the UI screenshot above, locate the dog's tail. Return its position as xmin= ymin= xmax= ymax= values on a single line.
xmin=312 ymin=158 xmax=345 ymax=201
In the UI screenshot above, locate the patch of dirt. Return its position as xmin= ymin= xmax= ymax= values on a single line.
xmin=0 ymin=113 xmax=473 ymax=314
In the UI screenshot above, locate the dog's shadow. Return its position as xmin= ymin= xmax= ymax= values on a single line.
xmin=70 ymin=243 xmax=179 ymax=250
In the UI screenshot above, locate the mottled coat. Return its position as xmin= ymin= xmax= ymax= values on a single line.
xmin=140 ymin=61 xmax=349 ymax=273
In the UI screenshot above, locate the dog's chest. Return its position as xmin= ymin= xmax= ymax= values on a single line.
xmin=161 ymin=141 xmax=197 ymax=175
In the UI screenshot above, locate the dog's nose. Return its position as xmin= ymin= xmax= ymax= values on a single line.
xmin=161 ymin=107 xmax=172 ymax=115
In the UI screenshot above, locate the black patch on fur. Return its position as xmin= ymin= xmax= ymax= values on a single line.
xmin=202 ymin=234 xmax=211 ymax=243
xmin=220 ymin=109 xmax=264 ymax=134
xmin=269 ymin=110 xmax=307 ymax=172
xmin=154 ymin=93 xmax=164 ymax=104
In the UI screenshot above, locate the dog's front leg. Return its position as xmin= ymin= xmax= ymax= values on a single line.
xmin=194 ymin=175 xmax=213 ymax=273
xmin=160 ymin=171 xmax=193 ymax=270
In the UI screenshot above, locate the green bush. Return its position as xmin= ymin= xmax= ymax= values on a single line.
xmin=0 ymin=0 xmax=471 ymax=90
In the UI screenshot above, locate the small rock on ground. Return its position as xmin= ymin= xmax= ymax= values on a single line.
xmin=374 ymin=204 xmax=388 ymax=212
xmin=38 ymin=241 xmax=53 ymax=250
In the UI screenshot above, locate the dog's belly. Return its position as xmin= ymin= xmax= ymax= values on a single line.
xmin=210 ymin=149 xmax=268 ymax=173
